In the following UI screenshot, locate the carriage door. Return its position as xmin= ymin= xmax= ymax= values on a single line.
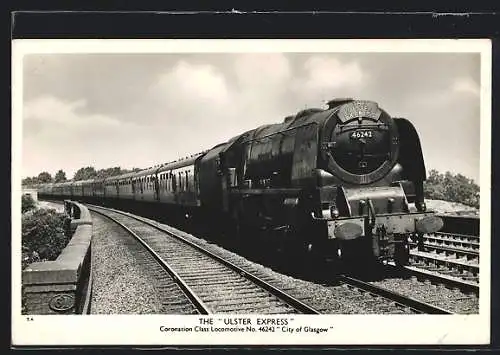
xmin=154 ymin=174 xmax=160 ymax=201
xmin=140 ymin=177 xmax=144 ymax=200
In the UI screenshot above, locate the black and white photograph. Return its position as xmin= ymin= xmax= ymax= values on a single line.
xmin=12 ymin=39 xmax=491 ymax=345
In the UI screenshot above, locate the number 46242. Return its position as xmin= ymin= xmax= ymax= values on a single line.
xmin=350 ymin=130 xmax=373 ymax=139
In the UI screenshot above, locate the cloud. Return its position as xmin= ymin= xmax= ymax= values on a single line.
xmin=23 ymin=95 xmax=121 ymax=128
xmin=233 ymin=53 xmax=291 ymax=89
xmin=452 ymin=77 xmax=480 ymax=97
xmin=150 ymin=56 xmax=293 ymax=136
xmin=155 ymin=61 xmax=230 ymax=107
xmin=302 ymin=56 xmax=364 ymax=90
xmin=22 ymin=95 xmax=149 ymax=178
xmin=293 ymin=56 xmax=366 ymax=106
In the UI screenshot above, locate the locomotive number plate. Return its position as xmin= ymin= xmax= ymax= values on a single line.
xmin=350 ymin=130 xmax=373 ymax=139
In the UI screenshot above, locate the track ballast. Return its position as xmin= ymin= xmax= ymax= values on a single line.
xmin=88 ymin=204 xmax=321 ymax=314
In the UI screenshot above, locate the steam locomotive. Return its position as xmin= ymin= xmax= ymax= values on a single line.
xmin=37 ymin=98 xmax=443 ymax=266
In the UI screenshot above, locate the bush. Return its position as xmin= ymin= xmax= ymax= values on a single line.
xmin=424 ymin=170 xmax=480 ymax=209
xmin=21 ymin=209 xmax=70 ymax=270
xmin=21 ymin=194 xmax=36 ymax=213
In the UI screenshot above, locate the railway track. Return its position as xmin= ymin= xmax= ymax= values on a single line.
xmin=410 ymin=232 xmax=479 ymax=259
xmin=86 ymin=204 xmax=455 ymax=315
xmin=409 ymin=248 xmax=479 ymax=283
xmin=87 ymin=204 xmax=321 ymax=314
xmin=429 ymin=232 xmax=479 ymax=249
xmin=402 ymin=265 xmax=479 ymax=296
xmin=337 ymin=275 xmax=452 ymax=314
xmin=343 ymin=263 xmax=478 ymax=314
xmin=39 ymin=199 xmax=476 ymax=314
xmin=407 ymin=228 xmax=480 ymax=285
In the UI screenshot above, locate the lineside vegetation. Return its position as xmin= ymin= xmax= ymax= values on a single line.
xmin=21 ymin=206 xmax=69 ymax=270
xmin=423 ymin=170 xmax=480 ymax=209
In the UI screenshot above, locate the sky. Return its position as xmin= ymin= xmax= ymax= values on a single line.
xmin=21 ymin=51 xmax=481 ymax=183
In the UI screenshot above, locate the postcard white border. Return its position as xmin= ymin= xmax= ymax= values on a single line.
xmin=12 ymin=39 xmax=492 ymax=346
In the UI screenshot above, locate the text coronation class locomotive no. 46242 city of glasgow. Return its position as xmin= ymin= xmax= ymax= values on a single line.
xmin=38 ymin=98 xmax=444 ymax=266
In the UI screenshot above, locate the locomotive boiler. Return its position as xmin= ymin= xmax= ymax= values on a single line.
xmin=39 ymin=98 xmax=444 ymax=267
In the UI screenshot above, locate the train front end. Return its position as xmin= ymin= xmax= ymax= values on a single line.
xmin=312 ymin=99 xmax=443 ymax=265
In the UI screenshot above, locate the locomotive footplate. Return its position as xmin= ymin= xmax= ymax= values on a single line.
xmin=326 ymin=212 xmax=444 ymax=260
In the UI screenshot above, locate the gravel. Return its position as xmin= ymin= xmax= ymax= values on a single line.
xmin=369 ymin=276 xmax=479 ymax=314
xmin=91 ymin=212 xmax=188 ymax=314
xmin=425 ymin=199 xmax=479 ymax=216
xmin=119 ymin=212 xmax=415 ymax=314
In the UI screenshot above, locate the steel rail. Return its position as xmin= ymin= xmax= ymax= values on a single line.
xmin=89 ymin=206 xmax=211 ymax=315
xmin=434 ymin=231 xmax=480 ymax=241
xmin=409 ymin=242 xmax=479 ymax=258
xmin=88 ymin=204 xmax=321 ymax=315
xmin=402 ymin=265 xmax=479 ymax=296
xmin=339 ymin=275 xmax=452 ymax=314
xmin=409 ymin=252 xmax=480 ymax=273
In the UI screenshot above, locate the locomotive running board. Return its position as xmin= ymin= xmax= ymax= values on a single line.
xmin=326 ymin=212 xmax=444 ymax=240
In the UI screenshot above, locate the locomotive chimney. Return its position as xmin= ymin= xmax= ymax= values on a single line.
xmin=327 ymin=98 xmax=354 ymax=109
